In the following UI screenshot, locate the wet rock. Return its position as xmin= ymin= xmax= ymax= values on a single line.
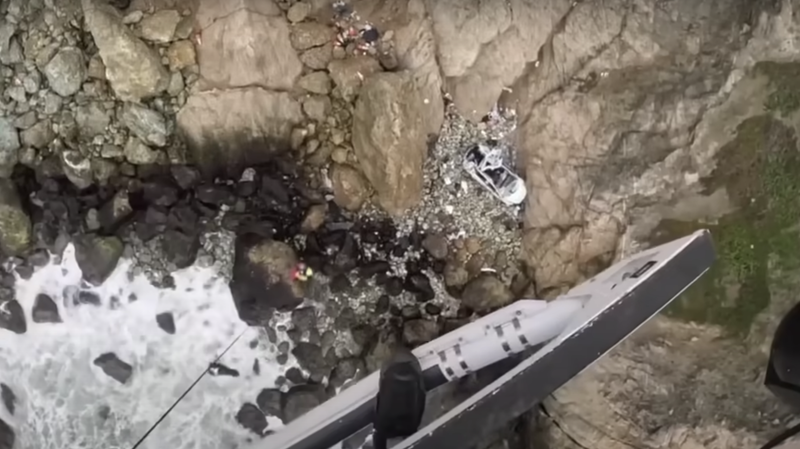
xmin=375 ymin=294 xmax=390 ymax=314
xmin=82 ymin=0 xmax=169 ymax=100
xmin=170 ymin=165 xmax=200 ymax=190
xmin=75 ymin=291 xmax=102 ymax=306
xmin=422 ymin=233 xmax=448 ymax=260
xmin=385 ymin=276 xmax=404 ymax=297
xmin=291 ymin=306 xmax=317 ymax=333
xmin=330 ymin=357 xmax=366 ymax=389
xmin=195 ymin=1 xmax=301 ymax=91
xmin=32 ymin=294 xmax=61 ymax=323
xmin=297 ymin=71 xmax=331 ymax=95
xmin=209 ymin=362 xmax=239 ymax=377
xmin=401 ymin=305 xmax=421 ymax=320
xmin=229 ymin=235 xmax=303 ymax=324
xmin=236 ymin=402 xmax=268 ymax=436
xmin=61 ymin=150 xmax=94 ymax=189
xmin=328 ymin=57 xmax=382 ymax=102
xmin=329 ymin=273 xmax=351 ymax=293
xmin=43 ymin=47 xmax=86 ymax=97
xmin=403 ymin=319 xmax=439 ymax=346
xmin=124 ymin=137 xmax=160 ymax=165
xmin=195 ymin=184 xmax=235 ymax=206
xmin=300 ymin=204 xmax=327 ymax=233
xmin=424 ymin=303 xmax=442 ymax=316
xmin=93 ymin=352 xmax=133 ymax=384
xmin=177 ymin=89 xmax=302 ymax=177
xmin=121 ymin=103 xmax=168 ymax=147
xmin=352 ymin=72 xmax=428 ymax=216
xmin=76 ymin=102 xmax=110 ymax=139
xmin=292 ymin=342 xmax=330 ymax=381
xmin=0 ymin=384 xmax=14 ymax=415
xmin=162 ymin=229 xmax=200 ymax=269
xmin=330 ymin=163 xmax=369 ymax=212
xmin=20 ymin=120 xmax=55 ymax=149
xmin=290 ymin=23 xmax=331 ymax=51
xmin=156 ymin=312 xmax=176 ymax=334
xmin=405 ymin=273 xmax=435 ymax=302
xmin=0 ymin=179 xmax=31 ymax=256
xmin=359 ymin=260 xmax=390 ymax=279
xmin=443 ymin=260 xmax=469 ymax=289
xmin=142 ymin=180 xmax=179 ymax=207
xmin=97 ymin=190 xmax=133 ymax=233
xmin=282 ymin=384 xmax=325 ymax=423
xmin=139 ymin=10 xmax=181 ymax=43
xmin=0 ymin=418 xmax=14 ymax=449
xmin=461 ymin=273 xmax=513 ymax=312
xmin=0 ymin=300 xmax=25 ymax=334
xmin=0 ymin=118 xmax=19 ymax=177
xmin=256 ymin=388 xmax=283 ymax=418
xmin=74 ymin=235 xmax=124 ymax=285
xmin=365 ymin=328 xmax=399 ymax=373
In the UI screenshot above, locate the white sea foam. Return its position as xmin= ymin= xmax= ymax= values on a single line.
xmin=0 ymin=243 xmax=293 ymax=449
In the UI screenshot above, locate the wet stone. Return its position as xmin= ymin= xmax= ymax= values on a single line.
xmin=257 ymin=388 xmax=283 ymax=418
xmin=209 ymin=362 xmax=239 ymax=377
xmin=75 ymin=290 xmax=102 ymax=306
xmin=358 ymin=260 xmax=390 ymax=279
xmin=156 ymin=312 xmax=176 ymax=334
xmin=291 ymin=307 xmax=317 ymax=333
xmin=400 ymin=305 xmax=421 ymax=320
xmin=0 ymin=384 xmax=15 ymax=415
xmin=329 ymin=273 xmax=351 ymax=293
xmin=236 ymin=402 xmax=268 ymax=437
xmin=385 ymin=277 xmax=403 ymax=297
xmin=0 ymin=299 xmax=25 ymax=334
xmin=32 ymin=294 xmax=61 ymax=323
xmin=292 ymin=342 xmax=329 ymax=380
xmin=161 ymin=229 xmax=199 ymax=269
xmin=282 ymin=385 xmax=324 ymax=423
xmin=375 ymin=294 xmax=390 ymax=314
xmin=93 ymin=353 xmax=134 ymax=384
xmin=285 ymin=367 xmax=306 ymax=384
xmin=424 ymin=303 xmax=442 ymax=316
xmin=403 ymin=319 xmax=439 ymax=346
xmin=405 ymin=272 xmax=435 ymax=302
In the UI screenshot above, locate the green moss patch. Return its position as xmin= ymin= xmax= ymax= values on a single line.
xmin=649 ymin=115 xmax=800 ymax=335
xmin=756 ymin=61 xmax=800 ymax=116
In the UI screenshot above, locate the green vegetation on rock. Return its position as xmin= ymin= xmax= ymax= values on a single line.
xmin=649 ymin=115 xmax=800 ymax=335
xmin=757 ymin=61 xmax=800 ymax=116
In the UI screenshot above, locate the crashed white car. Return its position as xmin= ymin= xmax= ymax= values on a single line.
xmin=462 ymin=143 xmax=527 ymax=206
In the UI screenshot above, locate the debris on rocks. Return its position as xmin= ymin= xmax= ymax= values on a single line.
xmin=93 ymin=352 xmax=134 ymax=384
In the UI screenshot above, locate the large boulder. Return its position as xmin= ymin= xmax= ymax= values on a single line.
xmin=229 ymin=234 xmax=305 ymax=325
xmin=176 ymin=88 xmax=303 ymax=177
xmin=0 ymin=179 xmax=31 ymax=257
xmin=81 ymin=0 xmax=169 ymax=101
xmin=352 ymin=71 xmax=429 ymax=216
xmin=194 ymin=0 xmax=302 ymax=91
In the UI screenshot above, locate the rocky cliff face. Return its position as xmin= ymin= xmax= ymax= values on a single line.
xmin=0 ymin=0 xmax=799 ymax=447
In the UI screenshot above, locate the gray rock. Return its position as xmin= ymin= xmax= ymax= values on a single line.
xmin=176 ymin=89 xmax=302 ymax=177
xmin=291 ymin=342 xmax=331 ymax=381
xmin=20 ymin=120 xmax=55 ymax=149
xmin=13 ymin=111 xmax=37 ymax=130
xmin=93 ymin=352 xmax=133 ymax=384
xmin=156 ymin=312 xmax=176 ymax=334
xmin=44 ymin=47 xmax=86 ymax=97
xmin=352 ymin=72 xmax=429 ymax=216
xmin=256 ymin=388 xmax=282 ymax=418
xmin=0 ymin=179 xmax=31 ymax=256
xmin=287 ymin=2 xmax=311 ymax=23
xmin=74 ymin=234 xmax=124 ymax=285
xmin=235 ymin=402 xmax=268 ymax=436
xmin=91 ymin=159 xmax=118 ymax=185
xmin=60 ymin=149 xmax=93 ymax=189
xmin=123 ymin=136 xmax=160 ymax=165
xmin=328 ymin=57 xmax=382 ymax=102
xmin=299 ymin=44 xmax=333 ymax=70
xmin=139 ymin=10 xmax=181 ymax=43
xmin=461 ymin=274 xmax=513 ymax=312
xmin=121 ymin=103 xmax=168 ymax=147
xmin=0 ymin=383 xmax=15 ymax=415
xmin=42 ymin=91 xmax=63 ymax=115
xmin=0 ymin=119 xmax=19 ymax=177
xmin=290 ymin=23 xmax=331 ymax=51
xmin=422 ymin=233 xmax=448 ymax=260
xmin=0 ymin=22 xmax=18 ymax=65
xmin=1 ymin=37 xmax=22 ymax=65
xmin=302 ymin=95 xmax=330 ymax=122
xmin=0 ymin=417 xmax=14 ymax=449
xmin=22 ymin=70 xmax=41 ymax=93
xmin=82 ymin=0 xmax=169 ymax=101
xmin=6 ymin=86 xmax=26 ymax=104
xmin=297 ymin=71 xmax=331 ymax=95
xmin=0 ymin=300 xmax=26 ymax=334
xmin=403 ymin=319 xmax=439 ymax=346
xmin=32 ymin=294 xmax=61 ymax=324
xmin=167 ymin=72 xmax=184 ymax=96
xmin=282 ymin=385 xmax=325 ymax=423
xmin=330 ymin=163 xmax=369 ymax=212
xmin=76 ymin=102 xmax=111 ymax=138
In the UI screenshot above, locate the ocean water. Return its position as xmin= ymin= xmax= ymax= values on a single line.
xmin=0 ymin=243 xmax=291 ymax=449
